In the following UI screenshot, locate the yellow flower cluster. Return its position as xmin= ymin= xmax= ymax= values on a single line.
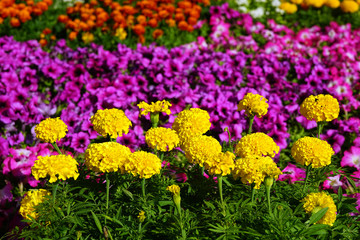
xmin=237 ymin=93 xmax=269 ymax=118
xmin=166 ymin=184 xmax=180 ymax=196
xmin=291 ymin=137 xmax=334 ymax=168
xmin=280 ymin=2 xmax=298 ymax=13
xmin=145 ymin=127 xmax=180 ymax=152
xmin=90 ymin=108 xmax=132 ymax=139
xmin=19 ymin=189 xmax=51 ymax=220
xmin=32 ymin=155 xmax=79 ymax=183
xmin=204 ymin=151 xmax=235 ymax=176
xmin=183 ymin=135 xmax=222 ymax=167
xmin=85 ymin=142 xmax=132 ymax=173
xmin=172 ymin=108 xmax=211 ymax=144
xmin=232 ymin=156 xmax=282 ymax=189
xmin=300 ymin=94 xmax=340 ymax=122
xmin=137 ymin=100 xmax=172 ymax=116
xmin=302 ymin=192 xmax=337 ymax=226
xmin=124 ymin=151 xmax=162 ymax=179
xmin=35 ymin=118 xmax=68 ymax=143
xmin=234 ymin=132 xmax=280 ymax=158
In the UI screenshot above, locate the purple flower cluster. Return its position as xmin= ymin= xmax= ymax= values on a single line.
xmin=1 ymin=2 xmax=360 ymax=230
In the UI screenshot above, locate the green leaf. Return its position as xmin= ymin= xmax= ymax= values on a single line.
xmin=158 ymin=200 xmax=173 ymax=206
xmin=303 ymin=224 xmax=329 ymax=236
xmin=90 ymin=211 xmax=103 ymax=234
xmin=307 ymin=207 xmax=328 ymax=225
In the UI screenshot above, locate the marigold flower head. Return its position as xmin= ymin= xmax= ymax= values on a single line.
xmin=232 ymin=155 xmax=282 ymax=189
xmin=35 ymin=118 xmax=68 ymax=143
xmin=235 ymin=132 xmax=280 ymax=158
xmin=115 ymin=27 xmax=127 ymax=40
xmin=183 ymin=135 xmax=222 ymax=167
xmin=280 ymin=2 xmax=298 ymax=13
xmin=205 ymin=151 xmax=235 ymax=176
xmin=19 ymin=189 xmax=50 ymax=221
xmin=138 ymin=210 xmax=146 ymax=222
xmin=137 ymin=100 xmax=172 ymax=116
xmin=32 ymin=155 xmax=79 ymax=183
xmin=85 ymin=142 xmax=132 ymax=173
xmin=237 ymin=93 xmax=269 ymax=118
xmin=124 ymin=151 xmax=162 ymax=179
xmin=166 ymin=184 xmax=180 ymax=196
xmin=325 ymin=0 xmax=340 ymax=8
xmin=291 ymin=137 xmax=334 ymax=168
xmin=302 ymin=192 xmax=337 ymax=226
xmin=172 ymin=108 xmax=211 ymax=144
xmin=300 ymin=94 xmax=340 ymax=122
xmin=90 ymin=108 xmax=132 ymax=139
xmin=340 ymin=0 xmax=359 ymax=13
xmin=145 ymin=127 xmax=179 ymax=152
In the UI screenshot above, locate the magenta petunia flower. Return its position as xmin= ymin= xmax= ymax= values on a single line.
xmin=278 ymin=163 xmax=305 ymax=184
xmin=341 ymin=146 xmax=360 ymax=170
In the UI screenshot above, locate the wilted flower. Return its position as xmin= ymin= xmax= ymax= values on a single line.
xmin=300 ymin=94 xmax=340 ymax=122
xmin=35 ymin=118 xmax=68 ymax=143
xmin=291 ymin=136 xmax=334 ymax=168
xmin=234 ymin=132 xmax=280 ymax=158
xmin=302 ymin=192 xmax=337 ymax=226
xmin=32 ymin=155 xmax=79 ymax=183
xmin=232 ymin=155 xmax=282 ymax=189
xmin=19 ymin=189 xmax=50 ymax=221
xmin=145 ymin=127 xmax=179 ymax=152
xmin=237 ymin=93 xmax=269 ymax=118
xmin=90 ymin=108 xmax=132 ymax=139
xmin=124 ymin=151 xmax=162 ymax=179
xmin=85 ymin=142 xmax=132 ymax=173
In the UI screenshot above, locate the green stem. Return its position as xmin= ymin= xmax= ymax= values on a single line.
xmin=251 ymin=183 xmax=256 ymax=204
xmin=52 ymin=182 xmax=59 ymax=204
xmin=265 ymin=178 xmax=273 ymax=215
xmin=302 ymin=165 xmax=312 ymax=193
xmin=51 ymin=142 xmax=62 ymax=155
xmin=201 ymin=166 xmax=205 ymax=177
xmin=218 ymin=175 xmax=225 ymax=215
xmin=317 ymin=122 xmax=323 ymax=139
xmin=141 ymin=178 xmax=146 ymax=198
xmin=105 ymin=173 xmax=110 ymax=225
xmin=248 ymin=115 xmax=255 ymax=135
xmin=225 ymin=127 xmax=233 ymax=152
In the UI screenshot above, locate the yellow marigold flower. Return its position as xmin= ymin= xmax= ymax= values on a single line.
xmin=85 ymin=142 xmax=132 ymax=173
xmin=172 ymin=108 xmax=211 ymax=144
xmin=137 ymin=100 xmax=172 ymax=116
xmin=145 ymin=127 xmax=180 ymax=152
xmin=166 ymin=184 xmax=180 ymax=196
xmin=325 ymin=0 xmax=340 ymax=8
xmin=35 ymin=118 xmax=68 ymax=143
xmin=138 ymin=210 xmax=146 ymax=222
xmin=19 ymin=189 xmax=51 ymax=221
xmin=290 ymin=0 xmax=303 ymax=4
xmin=340 ymin=0 xmax=359 ymax=12
xmin=237 ymin=93 xmax=269 ymax=118
xmin=82 ymin=32 xmax=94 ymax=44
xmin=302 ymin=192 xmax=337 ymax=226
xmin=234 ymin=132 xmax=280 ymax=158
xmin=304 ymin=0 xmax=327 ymax=7
xmin=232 ymin=155 xmax=282 ymax=189
xmin=115 ymin=27 xmax=127 ymax=40
xmin=280 ymin=2 xmax=298 ymax=13
xmin=205 ymin=151 xmax=235 ymax=176
xmin=291 ymin=136 xmax=334 ymax=168
xmin=32 ymin=155 xmax=79 ymax=183
xmin=300 ymin=94 xmax=340 ymax=122
xmin=90 ymin=108 xmax=132 ymax=139
xmin=124 ymin=151 xmax=162 ymax=179
xmin=183 ymin=135 xmax=222 ymax=167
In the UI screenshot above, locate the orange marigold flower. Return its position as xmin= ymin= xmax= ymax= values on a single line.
xmin=178 ymin=20 xmax=188 ymax=30
xmin=69 ymin=31 xmax=78 ymax=41
xmin=10 ymin=18 xmax=20 ymax=27
xmin=187 ymin=16 xmax=197 ymax=25
xmin=187 ymin=25 xmax=194 ymax=32
xmin=175 ymin=13 xmax=185 ymax=21
xmin=39 ymin=38 xmax=47 ymax=47
xmin=137 ymin=15 xmax=147 ymax=25
xmin=58 ymin=14 xmax=69 ymax=23
xmin=178 ymin=1 xmax=192 ymax=9
xmin=36 ymin=1 xmax=48 ymax=11
xmin=148 ymin=18 xmax=158 ymax=27
xmin=133 ymin=24 xmax=145 ymax=35
xmin=42 ymin=28 xmax=52 ymax=35
xmin=158 ymin=10 xmax=169 ymax=18
xmin=139 ymin=34 xmax=145 ymax=44
xmin=19 ymin=10 xmax=31 ymax=23
xmin=166 ymin=18 xmax=176 ymax=27
xmin=152 ymin=29 xmax=163 ymax=39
